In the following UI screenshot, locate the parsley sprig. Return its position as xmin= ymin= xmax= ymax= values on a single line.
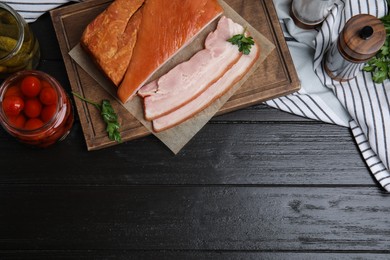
xmin=72 ymin=92 xmax=122 ymax=143
xmin=227 ymin=27 xmax=255 ymax=55
xmin=363 ymin=0 xmax=390 ymax=83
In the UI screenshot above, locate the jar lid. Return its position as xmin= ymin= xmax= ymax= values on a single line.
xmin=339 ymin=14 xmax=386 ymax=62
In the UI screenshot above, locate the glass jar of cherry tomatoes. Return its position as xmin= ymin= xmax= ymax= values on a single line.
xmin=0 ymin=70 xmax=74 ymax=147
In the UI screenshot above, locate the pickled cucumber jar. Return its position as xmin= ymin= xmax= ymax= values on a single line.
xmin=0 ymin=3 xmax=40 ymax=79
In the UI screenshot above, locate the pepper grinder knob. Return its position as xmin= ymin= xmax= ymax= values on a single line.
xmin=360 ymin=26 xmax=374 ymax=40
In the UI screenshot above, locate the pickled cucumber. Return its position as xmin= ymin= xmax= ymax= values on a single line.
xmin=1 ymin=51 xmax=30 ymax=67
xmin=0 ymin=35 xmax=33 ymax=54
xmin=0 ymin=9 xmax=16 ymax=25
xmin=0 ymin=35 xmax=17 ymax=53
xmin=0 ymin=50 xmax=8 ymax=59
xmin=0 ymin=8 xmax=40 ymax=78
xmin=0 ymin=36 xmax=36 ymax=71
xmin=0 ymin=23 xmax=19 ymax=39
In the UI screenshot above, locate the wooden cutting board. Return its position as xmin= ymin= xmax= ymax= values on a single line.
xmin=50 ymin=0 xmax=300 ymax=151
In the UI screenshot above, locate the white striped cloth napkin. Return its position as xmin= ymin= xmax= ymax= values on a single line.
xmin=3 ymin=0 xmax=79 ymax=23
xmin=270 ymin=0 xmax=390 ymax=191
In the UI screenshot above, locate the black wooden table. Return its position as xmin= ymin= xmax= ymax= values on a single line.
xmin=1 ymin=10 xmax=390 ymax=260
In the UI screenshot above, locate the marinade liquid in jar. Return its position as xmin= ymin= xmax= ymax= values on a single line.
xmin=0 ymin=3 xmax=40 ymax=79
xmin=0 ymin=70 xmax=74 ymax=148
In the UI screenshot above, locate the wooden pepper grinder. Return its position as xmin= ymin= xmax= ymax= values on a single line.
xmin=324 ymin=14 xmax=386 ymax=81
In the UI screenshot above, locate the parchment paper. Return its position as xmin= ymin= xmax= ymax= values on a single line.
xmin=69 ymin=0 xmax=275 ymax=154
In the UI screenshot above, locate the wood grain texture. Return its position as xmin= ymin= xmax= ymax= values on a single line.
xmin=2 ymin=251 xmax=390 ymax=260
xmin=0 ymin=122 xmax=374 ymax=186
xmin=1 ymin=186 xmax=389 ymax=251
xmin=50 ymin=0 xmax=299 ymax=150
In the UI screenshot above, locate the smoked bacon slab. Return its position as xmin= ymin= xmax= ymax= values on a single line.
xmin=151 ymin=42 xmax=260 ymax=132
xmin=138 ymin=16 xmax=244 ymax=120
xmin=138 ymin=16 xmax=259 ymax=132
xmin=80 ymin=0 xmax=145 ymax=86
xmin=117 ymin=0 xmax=223 ymax=103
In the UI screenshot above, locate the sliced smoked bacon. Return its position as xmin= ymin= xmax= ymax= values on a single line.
xmin=117 ymin=0 xmax=223 ymax=103
xmin=151 ymin=42 xmax=260 ymax=132
xmin=138 ymin=16 xmax=244 ymax=121
xmin=80 ymin=0 xmax=145 ymax=86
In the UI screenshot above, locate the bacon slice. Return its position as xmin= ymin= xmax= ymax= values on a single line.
xmin=151 ymin=43 xmax=260 ymax=132
xmin=80 ymin=0 xmax=145 ymax=86
xmin=118 ymin=0 xmax=223 ymax=103
xmin=138 ymin=16 xmax=244 ymax=121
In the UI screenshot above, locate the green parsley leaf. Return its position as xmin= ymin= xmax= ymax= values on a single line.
xmin=227 ymin=27 xmax=255 ymax=55
xmin=101 ymin=100 xmax=121 ymax=143
xmin=363 ymin=0 xmax=390 ymax=83
xmin=72 ymin=92 xmax=122 ymax=143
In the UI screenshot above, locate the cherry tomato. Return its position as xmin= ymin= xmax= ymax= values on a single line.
xmin=24 ymin=118 xmax=44 ymax=130
xmin=24 ymin=98 xmax=42 ymax=118
xmin=41 ymin=80 xmax=52 ymax=89
xmin=4 ymin=85 xmax=23 ymax=98
xmin=21 ymin=76 xmax=41 ymax=98
xmin=41 ymin=104 xmax=57 ymax=123
xmin=2 ymin=95 xmax=24 ymax=117
xmin=39 ymin=86 xmax=57 ymax=105
xmin=8 ymin=114 xmax=26 ymax=128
